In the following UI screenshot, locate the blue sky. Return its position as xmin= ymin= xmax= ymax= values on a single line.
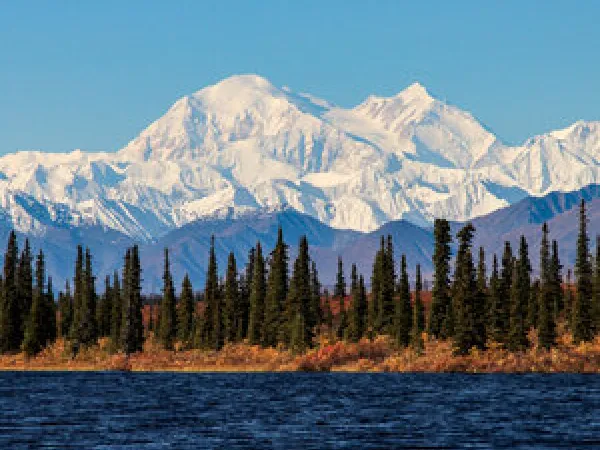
xmin=1 ymin=1 xmax=598 ymax=154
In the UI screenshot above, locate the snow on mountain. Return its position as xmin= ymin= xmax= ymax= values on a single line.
xmin=1 ymin=74 xmax=600 ymax=241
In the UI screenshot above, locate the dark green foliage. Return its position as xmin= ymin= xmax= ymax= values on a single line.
xmin=263 ymin=228 xmax=288 ymax=347
xmin=309 ymin=261 xmax=322 ymax=336
xmin=178 ymin=274 xmax=194 ymax=347
xmin=199 ymin=236 xmax=223 ymax=350
xmin=22 ymin=250 xmax=46 ymax=356
xmin=378 ymin=236 xmax=396 ymax=334
xmin=323 ymin=289 xmax=334 ymax=335
xmin=494 ymin=241 xmax=514 ymax=343
xmin=58 ymin=281 xmax=73 ymax=338
xmin=507 ymin=236 xmax=531 ymax=352
xmin=109 ymin=272 xmax=121 ymax=350
xmin=537 ymin=223 xmax=557 ymax=349
xmin=368 ymin=242 xmax=383 ymax=337
xmin=428 ymin=219 xmax=453 ymax=339
xmin=17 ymin=239 xmax=32 ymax=342
xmin=334 ymin=256 xmax=346 ymax=299
xmin=550 ymin=240 xmax=564 ymax=319
xmin=43 ymin=276 xmax=56 ymax=346
xmin=347 ymin=264 xmax=366 ymax=342
xmin=121 ymin=246 xmax=144 ymax=354
xmin=97 ymin=276 xmax=112 ymax=337
xmin=593 ymin=236 xmax=600 ymax=333
xmin=223 ymin=252 xmax=239 ymax=344
xmin=573 ymin=200 xmax=594 ymax=343
xmin=395 ymin=254 xmax=412 ymax=347
xmin=337 ymin=296 xmax=348 ymax=340
xmin=285 ymin=236 xmax=313 ymax=348
xmin=487 ymin=254 xmax=503 ymax=343
xmin=411 ymin=264 xmax=425 ymax=350
xmin=158 ymin=249 xmax=177 ymax=349
xmin=452 ymin=224 xmax=486 ymax=355
xmin=235 ymin=247 xmax=254 ymax=341
xmin=247 ymin=242 xmax=266 ymax=345
xmin=0 ymin=231 xmax=19 ymax=353
xmin=527 ymin=280 xmax=540 ymax=331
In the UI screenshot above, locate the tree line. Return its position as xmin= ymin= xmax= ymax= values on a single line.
xmin=0 ymin=199 xmax=598 ymax=357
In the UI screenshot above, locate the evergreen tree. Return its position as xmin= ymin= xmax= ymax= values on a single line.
xmin=537 ymin=223 xmax=556 ymax=349
xmin=109 ymin=272 xmax=121 ymax=350
xmin=334 ymin=256 xmax=346 ymax=299
xmin=263 ymin=228 xmax=288 ymax=346
xmin=223 ymin=252 xmax=239 ymax=344
xmin=573 ymin=199 xmax=594 ymax=343
xmin=487 ymin=254 xmax=503 ymax=343
xmin=247 ymin=242 xmax=266 ymax=345
xmin=70 ymin=245 xmax=84 ymax=344
xmin=309 ymin=261 xmax=322 ymax=337
xmin=452 ymin=224 xmax=485 ymax=355
xmin=22 ymin=250 xmax=46 ymax=356
xmin=285 ymin=236 xmax=313 ymax=348
xmin=337 ymin=294 xmax=348 ymax=340
xmin=323 ymin=289 xmax=334 ymax=335
xmin=368 ymin=242 xmax=384 ymax=336
xmin=527 ymin=280 xmax=540 ymax=331
xmin=508 ymin=236 xmax=531 ymax=351
xmin=58 ymin=280 xmax=73 ymax=338
xmin=158 ymin=248 xmax=177 ymax=349
xmin=17 ymin=239 xmax=32 ymax=342
xmin=236 ymin=247 xmax=254 ymax=341
xmin=395 ymin=254 xmax=412 ymax=347
xmin=200 ymin=236 xmax=223 ymax=350
xmin=593 ymin=235 xmax=600 ymax=333
xmin=43 ymin=276 xmax=56 ymax=346
xmin=346 ymin=264 xmax=363 ymax=342
xmin=121 ymin=246 xmax=144 ymax=354
xmin=565 ymin=269 xmax=574 ymax=326
xmin=97 ymin=276 xmax=112 ymax=337
xmin=428 ymin=219 xmax=453 ymax=339
xmin=378 ymin=236 xmax=396 ymax=334
xmin=178 ymin=274 xmax=194 ymax=347
xmin=495 ymin=241 xmax=514 ymax=343
xmin=0 ymin=231 xmax=19 ymax=353
xmin=78 ymin=248 xmax=97 ymax=347
xmin=411 ymin=264 xmax=425 ymax=350
xmin=550 ymin=240 xmax=564 ymax=319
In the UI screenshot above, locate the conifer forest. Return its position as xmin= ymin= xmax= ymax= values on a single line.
xmin=1 ymin=199 xmax=599 ymax=370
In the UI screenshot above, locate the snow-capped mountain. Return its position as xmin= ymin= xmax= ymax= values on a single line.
xmin=2 ymin=74 xmax=600 ymax=240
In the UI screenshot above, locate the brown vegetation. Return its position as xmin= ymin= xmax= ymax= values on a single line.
xmin=3 ymin=323 xmax=600 ymax=373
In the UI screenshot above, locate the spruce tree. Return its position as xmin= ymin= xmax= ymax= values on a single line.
xmin=368 ymin=242 xmax=384 ymax=336
xmin=58 ymin=280 xmax=73 ymax=338
xmin=236 ymin=247 xmax=254 ymax=341
xmin=109 ymin=272 xmax=121 ymax=350
xmin=77 ymin=248 xmax=97 ymax=347
xmin=428 ymin=219 xmax=453 ymax=339
xmin=346 ymin=264 xmax=362 ymax=342
xmin=223 ymin=252 xmax=239 ymax=344
xmin=593 ymin=235 xmax=600 ymax=333
xmin=452 ymin=224 xmax=485 ymax=355
xmin=263 ymin=228 xmax=288 ymax=346
xmin=247 ymin=242 xmax=266 ymax=345
xmin=395 ymin=254 xmax=412 ymax=347
xmin=308 ymin=261 xmax=322 ymax=337
xmin=323 ymin=289 xmax=334 ymax=336
xmin=378 ymin=236 xmax=396 ymax=334
xmin=158 ymin=248 xmax=177 ymax=349
xmin=43 ymin=276 xmax=56 ymax=346
xmin=334 ymin=256 xmax=346 ymax=300
xmin=337 ymin=294 xmax=348 ymax=340
xmin=411 ymin=264 xmax=425 ymax=350
xmin=527 ymin=280 xmax=540 ymax=331
xmin=573 ymin=199 xmax=594 ymax=343
xmin=487 ymin=254 xmax=503 ymax=343
xmin=0 ymin=231 xmax=19 ymax=353
xmin=121 ymin=246 xmax=144 ymax=354
xmin=496 ymin=241 xmax=514 ymax=343
xmin=200 ymin=236 xmax=223 ymax=350
xmin=22 ymin=250 xmax=46 ymax=356
xmin=285 ymin=236 xmax=312 ymax=348
xmin=17 ymin=239 xmax=33 ymax=343
xmin=550 ymin=240 xmax=564 ymax=319
xmin=507 ymin=236 xmax=531 ymax=351
xmin=70 ymin=245 xmax=84 ymax=345
xmin=178 ymin=274 xmax=194 ymax=347
xmin=537 ymin=223 xmax=557 ymax=349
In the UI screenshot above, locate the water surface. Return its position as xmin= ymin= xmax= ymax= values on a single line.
xmin=0 ymin=372 xmax=599 ymax=449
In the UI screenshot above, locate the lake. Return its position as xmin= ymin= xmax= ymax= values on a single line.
xmin=0 ymin=372 xmax=599 ymax=448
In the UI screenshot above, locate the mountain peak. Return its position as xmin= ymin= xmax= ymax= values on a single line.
xmin=398 ymin=81 xmax=430 ymax=98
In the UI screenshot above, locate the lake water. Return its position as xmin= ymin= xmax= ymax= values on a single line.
xmin=0 ymin=372 xmax=599 ymax=449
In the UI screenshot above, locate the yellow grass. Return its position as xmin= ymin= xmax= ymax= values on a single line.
xmin=2 ymin=328 xmax=600 ymax=373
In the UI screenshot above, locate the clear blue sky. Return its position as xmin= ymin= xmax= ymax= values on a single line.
xmin=1 ymin=1 xmax=598 ymax=154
